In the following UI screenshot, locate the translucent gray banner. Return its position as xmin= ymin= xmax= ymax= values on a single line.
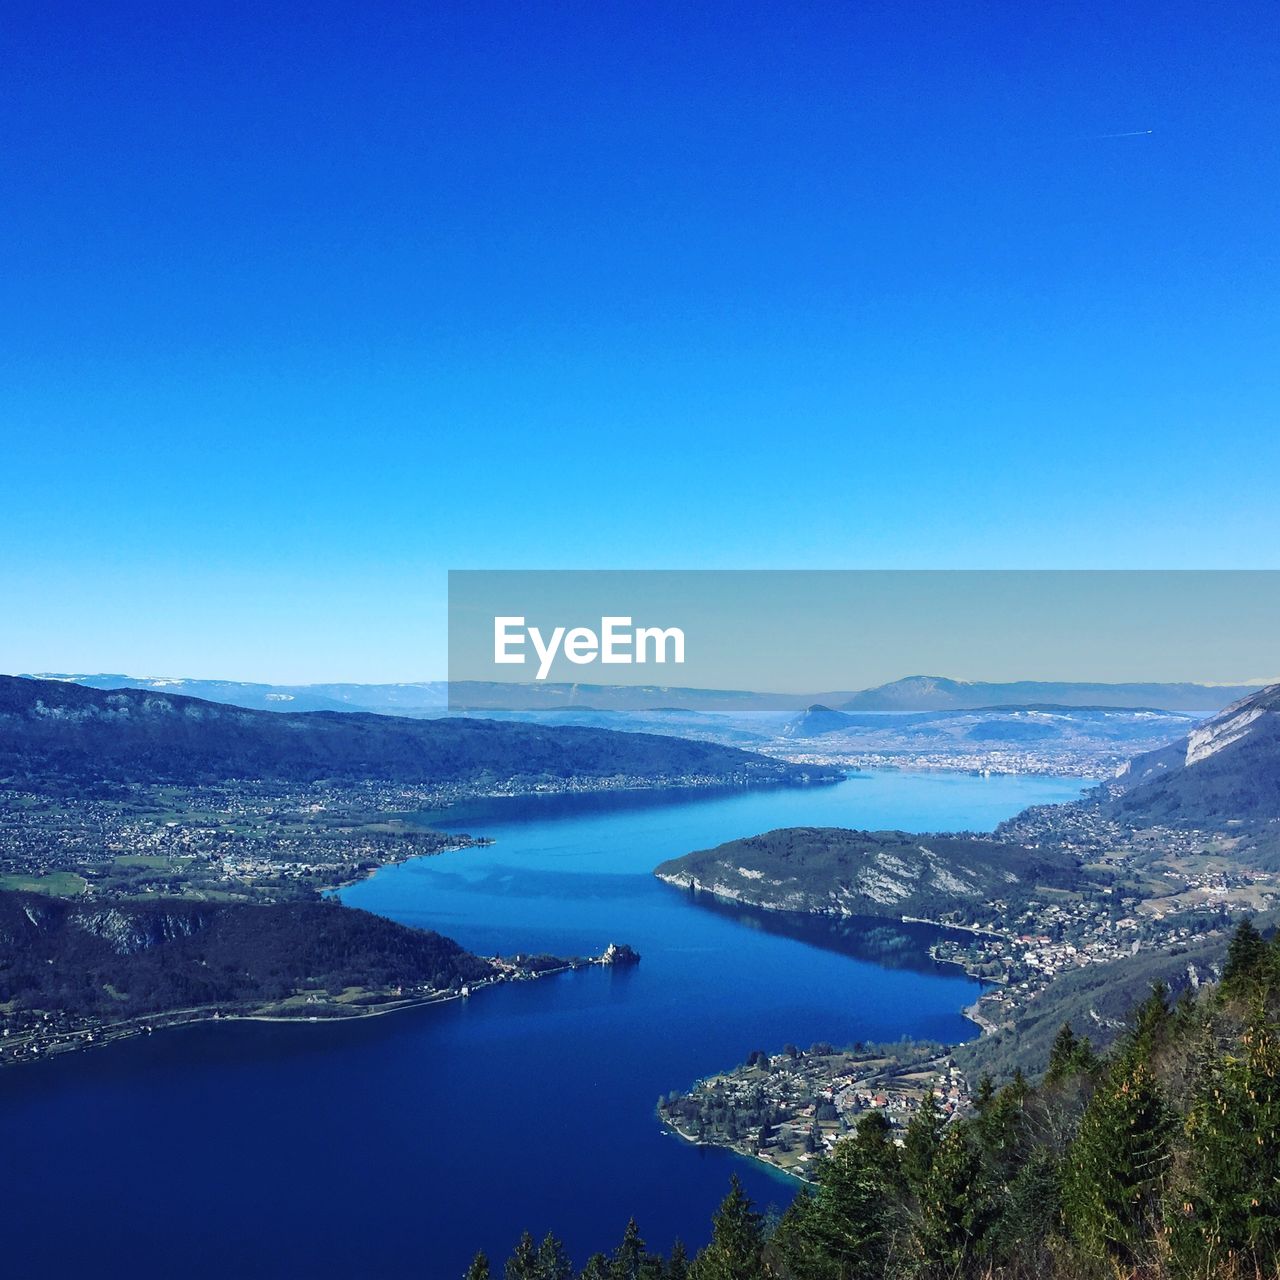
xmin=447 ymin=570 xmax=1279 ymax=708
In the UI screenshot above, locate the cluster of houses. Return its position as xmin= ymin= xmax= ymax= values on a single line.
xmin=664 ymin=1045 xmax=974 ymax=1178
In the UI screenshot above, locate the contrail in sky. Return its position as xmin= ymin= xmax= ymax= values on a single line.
xmin=1097 ymin=129 xmax=1154 ymax=138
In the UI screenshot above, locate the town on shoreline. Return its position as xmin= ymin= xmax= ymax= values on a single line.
xmin=659 ymin=1041 xmax=966 ymax=1182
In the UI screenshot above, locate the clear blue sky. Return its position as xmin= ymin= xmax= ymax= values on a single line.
xmin=2 ymin=1 xmax=1277 ymax=681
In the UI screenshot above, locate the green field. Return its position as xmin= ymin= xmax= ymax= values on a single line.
xmin=0 ymin=872 xmax=89 ymax=897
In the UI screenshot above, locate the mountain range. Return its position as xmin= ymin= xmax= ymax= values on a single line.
xmin=25 ymin=673 xmax=1262 ymax=719
xmin=655 ymin=682 xmax=1280 ymax=995
xmin=782 ymin=702 xmax=1197 ymax=749
xmin=834 ymin=675 xmax=1261 ymax=716
xmin=25 ymin=674 xmax=450 ymax=715
xmin=0 ymin=675 xmax=833 ymax=790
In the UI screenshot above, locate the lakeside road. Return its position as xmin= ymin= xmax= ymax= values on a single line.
xmin=900 ymin=915 xmax=1007 ymax=938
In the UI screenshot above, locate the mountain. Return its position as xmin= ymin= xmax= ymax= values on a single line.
xmin=654 ymin=827 xmax=1079 ymax=924
xmin=434 ymin=681 xmax=829 ymax=715
xmin=1106 ymin=681 xmax=1280 ymax=828
xmin=34 ymin=673 xmax=1261 ymax=722
xmin=838 ymin=675 xmax=1259 ymax=716
xmin=28 ymin=674 xmax=817 ymax=716
xmin=783 ymin=702 xmax=1196 ymax=750
xmin=24 ymin=674 xmax=449 ymax=715
xmin=784 ymin=704 xmax=868 ymax=737
xmin=0 ymin=675 xmax=834 ymax=790
xmin=459 ymin=704 xmax=770 ymax=744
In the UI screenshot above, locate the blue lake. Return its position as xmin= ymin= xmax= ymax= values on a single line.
xmin=0 ymin=770 xmax=1085 ymax=1277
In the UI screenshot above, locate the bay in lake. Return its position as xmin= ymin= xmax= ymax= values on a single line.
xmin=0 ymin=770 xmax=1085 ymax=1277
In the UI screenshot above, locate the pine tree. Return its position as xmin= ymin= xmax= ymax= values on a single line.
xmin=1046 ymin=1022 xmax=1079 ymax=1081
xmin=506 ymin=1233 xmax=540 ymax=1280
xmin=771 ymin=1192 xmax=832 ymax=1280
xmin=465 ymin=1251 xmax=492 ymax=1280
xmin=690 ymin=1176 xmax=765 ymax=1280
xmin=775 ymin=1124 xmax=896 ymax=1280
xmin=610 ymin=1219 xmax=646 ymax=1280
xmin=1269 ymin=929 xmax=1280 ymax=986
xmin=1062 ymin=1058 xmax=1176 ymax=1263
xmin=847 ymin=1109 xmax=906 ymax=1198
xmin=985 ymin=1146 xmax=1062 ymax=1269
xmin=902 ymin=1091 xmax=945 ymax=1194
xmin=1072 ymin=1034 xmax=1098 ymax=1078
xmin=973 ymin=1079 xmax=1028 ymax=1177
xmin=1172 ymin=982 xmax=1200 ymax=1034
xmin=578 ymin=1255 xmax=610 ymax=1280
xmin=536 ymin=1232 xmax=573 ymax=1280
xmin=666 ymin=1240 xmax=689 ymax=1280
xmin=973 ymin=1073 xmax=996 ymax=1111
xmin=911 ymin=1123 xmax=996 ymax=1276
xmin=1179 ymin=1002 xmax=1280 ymax=1272
xmin=1221 ymin=918 xmax=1268 ymax=993
xmin=809 ymin=1129 xmax=894 ymax=1279
xmin=1125 ymin=982 xmax=1173 ymax=1063
xmin=1044 ymin=1021 xmax=1100 ymax=1086
xmin=1036 ymin=1024 xmax=1100 ymax=1156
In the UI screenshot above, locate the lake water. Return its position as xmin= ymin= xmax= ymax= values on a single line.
xmin=0 ymin=770 xmax=1085 ymax=1277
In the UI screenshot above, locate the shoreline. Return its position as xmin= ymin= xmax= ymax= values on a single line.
xmin=1 ymin=981 xmax=485 ymax=1070
xmin=661 ymin=1114 xmax=813 ymax=1186
xmin=0 ymin=951 xmax=632 ymax=1072
xmin=318 ymin=833 xmax=480 ymax=895
xmin=656 ymin=876 xmax=1000 ymax=1035
xmin=656 ymin=875 xmax=1006 ymax=940
xmin=322 ymin=769 xmax=844 ymax=895
xmin=900 ymin=915 xmax=1007 ymax=939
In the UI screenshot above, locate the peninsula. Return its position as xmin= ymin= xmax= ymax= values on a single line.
xmin=0 ymin=889 xmax=639 ymax=1068
xmin=655 ymin=682 xmax=1280 ymax=1081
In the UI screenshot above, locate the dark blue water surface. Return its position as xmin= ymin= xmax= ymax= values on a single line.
xmin=0 ymin=771 xmax=1084 ymax=1278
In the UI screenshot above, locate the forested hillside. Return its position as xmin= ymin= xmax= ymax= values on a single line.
xmin=1107 ymin=682 xmax=1280 ymax=830
xmin=469 ymin=920 xmax=1280 ymax=1280
xmin=655 ymin=827 xmax=1080 ymax=925
xmin=954 ymin=932 xmax=1229 ymax=1082
xmin=0 ymin=675 xmax=835 ymax=790
xmin=0 ymin=892 xmax=495 ymax=1019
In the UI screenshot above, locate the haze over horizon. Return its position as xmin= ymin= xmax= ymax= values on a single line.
xmin=16 ymin=671 xmax=1279 ymax=700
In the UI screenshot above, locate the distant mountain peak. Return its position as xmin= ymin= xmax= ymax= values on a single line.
xmin=1184 ymin=698 xmax=1270 ymax=767
xmin=841 ymin=676 xmax=1258 ymax=716
xmin=1110 ymin=681 xmax=1280 ymax=828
